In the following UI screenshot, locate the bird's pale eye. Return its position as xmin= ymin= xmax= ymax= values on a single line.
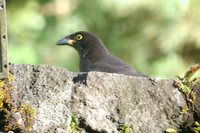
xmin=76 ymin=34 xmax=83 ymax=40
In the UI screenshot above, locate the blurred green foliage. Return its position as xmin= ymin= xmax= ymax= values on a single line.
xmin=6 ymin=0 xmax=200 ymax=78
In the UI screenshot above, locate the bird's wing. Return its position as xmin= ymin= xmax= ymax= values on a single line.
xmin=88 ymin=56 xmax=145 ymax=77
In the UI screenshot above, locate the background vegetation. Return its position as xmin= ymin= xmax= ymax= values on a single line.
xmin=6 ymin=0 xmax=200 ymax=78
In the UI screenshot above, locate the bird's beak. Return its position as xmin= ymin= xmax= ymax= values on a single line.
xmin=56 ymin=37 xmax=76 ymax=45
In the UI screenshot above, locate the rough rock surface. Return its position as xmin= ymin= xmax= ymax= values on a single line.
xmin=10 ymin=64 xmax=185 ymax=133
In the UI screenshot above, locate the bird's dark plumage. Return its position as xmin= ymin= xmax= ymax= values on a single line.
xmin=56 ymin=31 xmax=146 ymax=77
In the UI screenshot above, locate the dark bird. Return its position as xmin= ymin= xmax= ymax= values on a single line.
xmin=56 ymin=31 xmax=146 ymax=77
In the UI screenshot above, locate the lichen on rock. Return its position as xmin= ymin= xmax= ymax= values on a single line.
xmin=0 ymin=73 xmax=36 ymax=132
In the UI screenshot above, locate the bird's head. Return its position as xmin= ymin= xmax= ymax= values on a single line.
xmin=57 ymin=31 xmax=105 ymax=52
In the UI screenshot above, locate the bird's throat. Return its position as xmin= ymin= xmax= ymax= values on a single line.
xmin=80 ymin=46 xmax=108 ymax=62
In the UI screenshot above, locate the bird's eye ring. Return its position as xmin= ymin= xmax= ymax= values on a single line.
xmin=76 ymin=34 xmax=83 ymax=40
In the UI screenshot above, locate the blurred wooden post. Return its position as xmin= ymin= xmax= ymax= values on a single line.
xmin=0 ymin=0 xmax=8 ymax=78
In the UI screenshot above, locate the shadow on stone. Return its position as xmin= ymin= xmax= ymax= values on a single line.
xmin=72 ymin=73 xmax=88 ymax=85
xmin=78 ymin=118 xmax=105 ymax=133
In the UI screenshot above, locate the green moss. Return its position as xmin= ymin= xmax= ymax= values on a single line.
xmin=69 ymin=116 xmax=79 ymax=133
xmin=165 ymin=128 xmax=177 ymax=133
xmin=192 ymin=121 xmax=200 ymax=133
xmin=174 ymin=64 xmax=200 ymax=132
xmin=176 ymin=64 xmax=200 ymax=106
xmin=120 ymin=124 xmax=131 ymax=133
